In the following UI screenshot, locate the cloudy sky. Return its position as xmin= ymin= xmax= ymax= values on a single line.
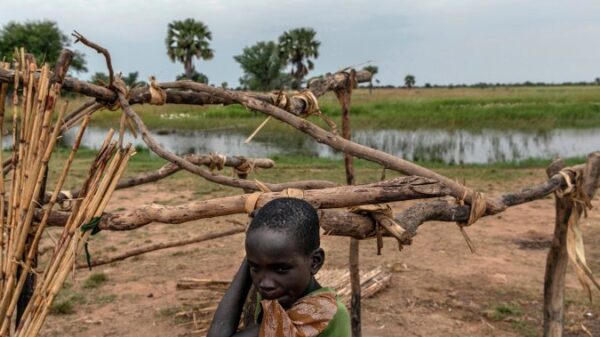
xmin=1 ymin=0 xmax=599 ymax=86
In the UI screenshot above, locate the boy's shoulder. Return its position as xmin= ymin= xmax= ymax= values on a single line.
xmin=255 ymin=287 xmax=351 ymax=337
xmin=316 ymin=288 xmax=351 ymax=337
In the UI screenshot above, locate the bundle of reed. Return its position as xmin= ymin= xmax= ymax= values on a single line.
xmin=0 ymin=53 xmax=73 ymax=334
xmin=13 ymin=138 xmax=133 ymax=337
xmin=175 ymin=267 xmax=391 ymax=336
xmin=0 ymin=53 xmax=134 ymax=337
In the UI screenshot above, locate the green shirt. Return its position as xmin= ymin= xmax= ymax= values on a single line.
xmin=255 ymin=287 xmax=351 ymax=337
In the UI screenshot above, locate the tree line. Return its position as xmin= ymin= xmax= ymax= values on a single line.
xmin=2 ymin=19 xmax=596 ymax=91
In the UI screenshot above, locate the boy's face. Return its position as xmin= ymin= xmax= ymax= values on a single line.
xmin=245 ymin=228 xmax=324 ymax=309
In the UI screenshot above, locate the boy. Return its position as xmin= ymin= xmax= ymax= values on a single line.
xmin=207 ymin=198 xmax=351 ymax=337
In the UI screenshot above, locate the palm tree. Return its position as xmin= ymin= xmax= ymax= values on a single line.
xmin=363 ymin=65 xmax=379 ymax=94
xmin=278 ymin=28 xmax=320 ymax=88
xmin=165 ymin=19 xmax=214 ymax=80
xmin=404 ymin=74 xmax=416 ymax=89
xmin=234 ymin=41 xmax=290 ymax=91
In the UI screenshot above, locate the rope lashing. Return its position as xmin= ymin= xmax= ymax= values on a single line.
xmin=149 ymin=76 xmax=167 ymax=105
xmin=455 ymin=190 xmax=487 ymax=253
xmin=208 ymin=152 xmax=227 ymax=171
xmin=296 ymin=89 xmax=337 ymax=134
xmin=349 ymin=204 xmax=406 ymax=254
xmin=233 ymin=157 xmax=255 ymax=176
xmin=244 ymin=90 xmax=289 ymax=144
xmin=245 ymin=89 xmax=337 ymax=144
xmin=58 ymin=190 xmax=73 ymax=211
xmin=104 ymin=75 xmax=130 ymax=111
xmin=555 ymin=168 xmax=599 ymax=300
xmin=283 ymin=188 xmax=305 ymax=199
xmin=244 ymin=192 xmax=263 ymax=214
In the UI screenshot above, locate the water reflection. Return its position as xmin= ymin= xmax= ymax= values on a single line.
xmin=49 ymin=127 xmax=600 ymax=164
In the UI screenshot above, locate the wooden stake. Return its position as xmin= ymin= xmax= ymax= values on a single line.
xmin=335 ymin=71 xmax=361 ymax=337
xmin=543 ymin=152 xmax=600 ymax=337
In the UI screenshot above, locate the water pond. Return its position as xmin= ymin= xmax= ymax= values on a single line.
xmin=55 ymin=126 xmax=600 ymax=164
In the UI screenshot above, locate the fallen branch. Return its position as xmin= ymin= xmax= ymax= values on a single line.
xmin=76 ymin=226 xmax=244 ymax=269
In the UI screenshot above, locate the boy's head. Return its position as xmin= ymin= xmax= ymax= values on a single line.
xmin=245 ymin=198 xmax=324 ymax=309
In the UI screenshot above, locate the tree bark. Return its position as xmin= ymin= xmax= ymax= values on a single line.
xmin=543 ymin=159 xmax=570 ymax=337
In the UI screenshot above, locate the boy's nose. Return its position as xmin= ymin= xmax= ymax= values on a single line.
xmin=258 ymin=277 xmax=276 ymax=292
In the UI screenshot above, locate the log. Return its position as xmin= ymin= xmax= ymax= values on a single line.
xmin=39 ymin=160 xmax=589 ymax=243
xmin=98 ymin=176 xmax=448 ymax=231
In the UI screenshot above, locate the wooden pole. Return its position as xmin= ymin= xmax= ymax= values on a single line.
xmin=543 ymin=159 xmax=570 ymax=337
xmin=335 ymin=71 xmax=361 ymax=337
xmin=543 ymin=152 xmax=600 ymax=337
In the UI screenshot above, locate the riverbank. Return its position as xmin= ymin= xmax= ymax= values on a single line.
xmin=77 ymin=86 xmax=600 ymax=131
xmin=46 ymin=147 xmax=587 ymax=194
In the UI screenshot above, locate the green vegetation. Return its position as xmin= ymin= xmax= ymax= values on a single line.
xmin=83 ymin=272 xmax=108 ymax=289
xmin=363 ymin=65 xmax=378 ymax=94
xmin=404 ymin=74 xmax=416 ymax=88
xmin=81 ymin=86 xmax=600 ymax=131
xmin=0 ymin=20 xmax=86 ymax=72
xmin=234 ymin=41 xmax=290 ymax=91
xmin=278 ymin=27 xmax=320 ymax=88
xmin=50 ymin=283 xmax=87 ymax=315
xmin=165 ymin=18 xmax=213 ymax=81
xmin=490 ymin=302 xmax=523 ymax=321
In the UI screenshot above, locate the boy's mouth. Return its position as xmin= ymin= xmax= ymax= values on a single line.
xmin=260 ymin=290 xmax=284 ymax=300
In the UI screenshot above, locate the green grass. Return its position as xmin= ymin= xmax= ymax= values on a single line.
xmin=82 ymin=272 xmax=108 ymax=289
xmin=50 ymin=283 xmax=87 ymax=315
xmin=56 ymin=86 xmax=600 ymax=131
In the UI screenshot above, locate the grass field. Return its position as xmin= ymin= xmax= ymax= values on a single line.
xmin=80 ymin=86 xmax=600 ymax=131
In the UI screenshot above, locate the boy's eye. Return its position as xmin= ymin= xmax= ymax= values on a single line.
xmin=275 ymin=266 xmax=291 ymax=273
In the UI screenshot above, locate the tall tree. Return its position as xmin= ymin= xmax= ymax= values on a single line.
xmin=0 ymin=20 xmax=86 ymax=72
xmin=122 ymin=71 xmax=146 ymax=87
xmin=404 ymin=74 xmax=416 ymax=89
xmin=363 ymin=65 xmax=379 ymax=94
xmin=90 ymin=71 xmax=146 ymax=87
xmin=90 ymin=72 xmax=109 ymax=85
xmin=165 ymin=18 xmax=214 ymax=80
xmin=234 ymin=41 xmax=290 ymax=91
xmin=278 ymin=28 xmax=320 ymax=88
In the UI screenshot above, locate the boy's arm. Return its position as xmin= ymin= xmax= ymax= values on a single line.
xmin=207 ymin=258 xmax=257 ymax=337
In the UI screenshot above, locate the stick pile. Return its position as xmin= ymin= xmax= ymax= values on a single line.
xmin=175 ymin=267 xmax=391 ymax=336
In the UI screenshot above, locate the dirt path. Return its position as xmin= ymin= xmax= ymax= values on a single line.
xmin=39 ymin=181 xmax=600 ymax=337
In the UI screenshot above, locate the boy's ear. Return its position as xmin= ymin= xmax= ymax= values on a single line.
xmin=310 ymin=248 xmax=325 ymax=275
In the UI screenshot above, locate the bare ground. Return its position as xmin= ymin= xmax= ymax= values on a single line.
xmin=38 ymin=173 xmax=600 ymax=337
